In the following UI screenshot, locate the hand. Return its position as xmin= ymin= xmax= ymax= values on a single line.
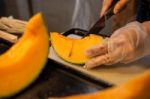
xmin=84 ymin=21 xmax=150 ymax=69
xmin=100 ymin=0 xmax=131 ymax=16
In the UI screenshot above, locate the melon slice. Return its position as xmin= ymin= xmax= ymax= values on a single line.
xmin=0 ymin=13 xmax=49 ymax=98
xmin=50 ymin=32 xmax=103 ymax=64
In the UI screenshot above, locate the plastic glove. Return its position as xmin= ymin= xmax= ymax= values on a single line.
xmin=84 ymin=21 xmax=150 ymax=69
xmin=100 ymin=0 xmax=131 ymax=16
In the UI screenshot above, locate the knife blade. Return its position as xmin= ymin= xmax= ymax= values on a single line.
xmin=84 ymin=0 xmax=119 ymax=37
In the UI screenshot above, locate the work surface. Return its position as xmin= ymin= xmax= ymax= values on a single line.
xmin=49 ymin=47 xmax=150 ymax=85
xmin=1 ymin=38 xmax=150 ymax=98
xmin=12 ymin=59 xmax=108 ymax=99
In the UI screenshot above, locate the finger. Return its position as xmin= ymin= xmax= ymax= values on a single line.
xmin=114 ymin=0 xmax=130 ymax=14
xmin=84 ymin=54 xmax=112 ymax=69
xmin=86 ymin=43 xmax=108 ymax=58
xmin=100 ymin=0 xmax=113 ymax=16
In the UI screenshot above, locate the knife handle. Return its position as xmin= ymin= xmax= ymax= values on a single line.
xmin=84 ymin=0 xmax=119 ymax=37
xmin=105 ymin=0 xmax=119 ymax=19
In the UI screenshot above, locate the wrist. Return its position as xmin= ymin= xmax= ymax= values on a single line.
xmin=142 ymin=21 xmax=150 ymax=35
xmin=141 ymin=21 xmax=150 ymax=56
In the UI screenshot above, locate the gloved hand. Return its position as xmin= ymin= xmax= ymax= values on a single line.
xmin=84 ymin=21 xmax=150 ymax=69
xmin=100 ymin=0 xmax=131 ymax=16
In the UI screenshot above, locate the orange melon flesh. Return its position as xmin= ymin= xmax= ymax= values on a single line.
xmin=50 ymin=32 xmax=73 ymax=58
xmin=0 ymin=13 xmax=49 ymax=98
xmin=50 ymin=32 xmax=103 ymax=64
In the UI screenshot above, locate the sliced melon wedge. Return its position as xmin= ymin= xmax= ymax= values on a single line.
xmin=50 ymin=32 xmax=103 ymax=64
xmin=0 ymin=13 xmax=49 ymax=98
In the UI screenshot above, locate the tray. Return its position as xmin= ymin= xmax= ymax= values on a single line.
xmin=49 ymin=46 xmax=150 ymax=85
xmin=12 ymin=59 xmax=108 ymax=99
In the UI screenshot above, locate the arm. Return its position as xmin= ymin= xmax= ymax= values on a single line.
xmin=142 ymin=21 xmax=150 ymax=34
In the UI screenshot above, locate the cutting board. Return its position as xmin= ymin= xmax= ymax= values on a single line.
xmin=49 ymin=47 xmax=150 ymax=85
xmin=48 ymin=34 xmax=150 ymax=85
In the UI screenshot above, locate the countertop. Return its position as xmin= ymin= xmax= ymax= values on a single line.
xmin=12 ymin=60 xmax=110 ymax=99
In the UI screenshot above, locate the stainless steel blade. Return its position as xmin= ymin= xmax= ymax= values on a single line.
xmin=84 ymin=0 xmax=119 ymax=37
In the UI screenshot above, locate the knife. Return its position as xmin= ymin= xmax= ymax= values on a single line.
xmin=84 ymin=0 xmax=119 ymax=37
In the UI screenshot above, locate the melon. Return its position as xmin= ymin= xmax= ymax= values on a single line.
xmin=0 ymin=13 xmax=49 ymax=98
xmin=50 ymin=32 xmax=103 ymax=64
